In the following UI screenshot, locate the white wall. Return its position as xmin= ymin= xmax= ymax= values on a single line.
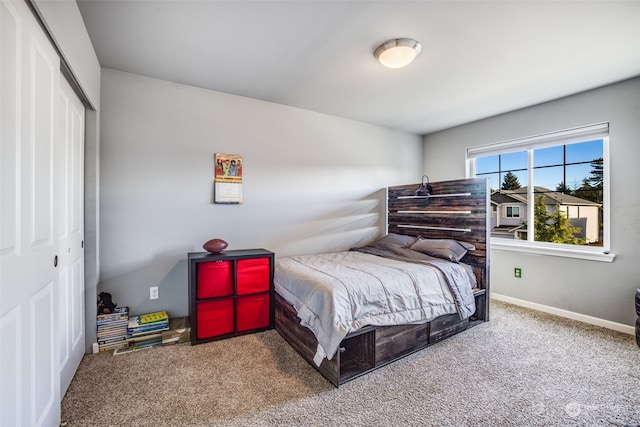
xmin=99 ymin=69 xmax=423 ymax=318
xmin=423 ymin=77 xmax=640 ymax=327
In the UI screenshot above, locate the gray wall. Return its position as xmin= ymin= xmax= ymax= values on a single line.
xmin=99 ymin=69 xmax=422 ymax=319
xmin=423 ymin=77 xmax=640 ymax=327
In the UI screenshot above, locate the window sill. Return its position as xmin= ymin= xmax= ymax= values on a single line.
xmin=491 ymin=239 xmax=616 ymax=263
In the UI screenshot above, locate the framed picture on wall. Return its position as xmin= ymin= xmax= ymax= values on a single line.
xmin=214 ymin=153 xmax=243 ymax=204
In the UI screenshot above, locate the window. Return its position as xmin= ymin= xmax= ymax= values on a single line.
xmin=467 ymin=123 xmax=613 ymax=262
xmin=505 ymin=206 xmax=521 ymax=218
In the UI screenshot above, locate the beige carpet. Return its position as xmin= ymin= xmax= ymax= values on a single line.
xmin=61 ymin=301 xmax=640 ymax=426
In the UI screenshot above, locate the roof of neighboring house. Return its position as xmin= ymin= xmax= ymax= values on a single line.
xmin=491 ymin=191 xmax=526 ymax=205
xmin=491 ymin=186 xmax=601 ymax=207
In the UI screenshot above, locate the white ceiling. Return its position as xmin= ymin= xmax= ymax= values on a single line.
xmin=77 ymin=0 xmax=640 ymax=135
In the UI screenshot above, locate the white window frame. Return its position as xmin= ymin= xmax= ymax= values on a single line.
xmin=505 ymin=205 xmax=521 ymax=218
xmin=466 ymin=123 xmax=614 ymax=262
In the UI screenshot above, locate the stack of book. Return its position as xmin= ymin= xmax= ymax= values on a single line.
xmin=125 ymin=310 xmax=170 ymax=350
xmin=97 ymin=306 xmax=129 ymax=352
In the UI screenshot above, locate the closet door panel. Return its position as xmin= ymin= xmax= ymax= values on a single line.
xmin=29 ymin=33 xmax=56 ymax=246
xmin=0 ymin=0 xmax=19 ymax=255
xmin=1 ymin=5 xmax=23 ymax=424
xmin=0 ymin=1 xmax=61 ymax=426
xmin=58 ymin=75 xmax=85 ymax=397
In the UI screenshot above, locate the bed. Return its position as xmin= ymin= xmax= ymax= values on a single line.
xmin=274 ymin=177 xmax=490 ymax=386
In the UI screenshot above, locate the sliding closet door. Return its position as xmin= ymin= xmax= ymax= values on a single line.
xmin=57 ymin=76 xmax=85 ymax=397
xmin=1 ymin=1 xmax=62 ymax=425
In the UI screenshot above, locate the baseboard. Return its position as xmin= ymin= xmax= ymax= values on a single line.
xmin=491 ymin=293 xmax=635 ymax=336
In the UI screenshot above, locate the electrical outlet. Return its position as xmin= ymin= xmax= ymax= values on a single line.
xmin=514 ymin=268 xmax=522 ymax=278
xmin=150 ymin=286 xmax=159 ymax=300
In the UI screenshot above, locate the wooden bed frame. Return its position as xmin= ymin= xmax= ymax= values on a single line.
xmin=275 ymin=177 xmax=490 ymax=386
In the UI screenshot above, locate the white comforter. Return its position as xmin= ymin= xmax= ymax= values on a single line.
xmin=274 ymin=251 xmax=476 ymax=364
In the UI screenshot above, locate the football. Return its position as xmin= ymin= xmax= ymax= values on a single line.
xmin=203 ymin=238 xmax=228 ymax=253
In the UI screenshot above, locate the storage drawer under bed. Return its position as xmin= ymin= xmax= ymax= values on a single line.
xmin=375 ymin=323 xmax=430 ymax=365
xmin=429 ymin=313 xmax=469 ymax=343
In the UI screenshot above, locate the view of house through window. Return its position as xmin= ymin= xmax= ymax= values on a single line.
xmin=469 ymin=124 xmax=607 ymax=250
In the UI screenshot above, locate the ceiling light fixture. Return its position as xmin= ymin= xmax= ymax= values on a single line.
xmin=374 ymin=38 xmax=422 ymax=69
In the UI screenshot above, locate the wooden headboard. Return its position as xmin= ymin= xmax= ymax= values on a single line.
xmin=387 ymin=177 xmax=490 ymax=293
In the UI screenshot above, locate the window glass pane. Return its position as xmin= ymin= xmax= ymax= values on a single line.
xmin=500 ymin=170 xmax=527 ymax=189
xmin=566 ymin=163 xmax=597 ymax=191
xmin=566 ymin=139 xmax=603 ymax=164
xmin=475 ymin=155 xmax=499 ymax=174
xmin=533 ymin=165 xmax=563 ymax=191
xmin=501 ymin=151 xmax=527 ymax=171
xmin=569 ymin=163 xmax=603 ymax=204
xmin=534 ymin=145 xmax=563 ymax=168
xmin=532 ymin=159 xmax=602 ymax=247
xmin=477 ymin=172 xmax=500 ymax=192
xmin=506 ymin=206 xmax=520 ymax=218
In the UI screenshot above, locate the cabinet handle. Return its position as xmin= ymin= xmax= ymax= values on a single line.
xmin=54 ymin=255 xmax=58 ymax=267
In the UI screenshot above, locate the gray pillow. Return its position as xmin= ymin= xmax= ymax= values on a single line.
xmin=409 ymin=238 xmax=475 ymax=262
xmin=377 ymin=233 xmax=419 ymax=248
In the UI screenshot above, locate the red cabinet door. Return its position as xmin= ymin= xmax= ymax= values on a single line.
xmin=236 ymin=258 xmax=270 ymax=295
xmin=196 ymin=300 xmax=234 ymax=339
xmin=236 ymin=294 xmax=270 ymax=332
xmin=197 ymin=261 xmax=233 ymax=298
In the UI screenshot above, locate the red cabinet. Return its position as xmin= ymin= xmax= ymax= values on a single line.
xmin=188 ymin=249 xmax=274 ymax=344
xmin=196 ymin=299 xmax=234 ymax=339
xmin=236 ymin=294 xmax=271 ymax=332
xmin=196 ymin=261 xmax=233 ymax=298
xmin=236 ymin=258 xmax=270 ymax=294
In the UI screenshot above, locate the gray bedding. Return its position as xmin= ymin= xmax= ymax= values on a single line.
xmin=274 ymin=241 xmax=477 ymax=364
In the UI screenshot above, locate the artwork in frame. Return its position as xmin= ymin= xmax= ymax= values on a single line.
xmin=214 ymin=153 xmax=243 ymax=204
